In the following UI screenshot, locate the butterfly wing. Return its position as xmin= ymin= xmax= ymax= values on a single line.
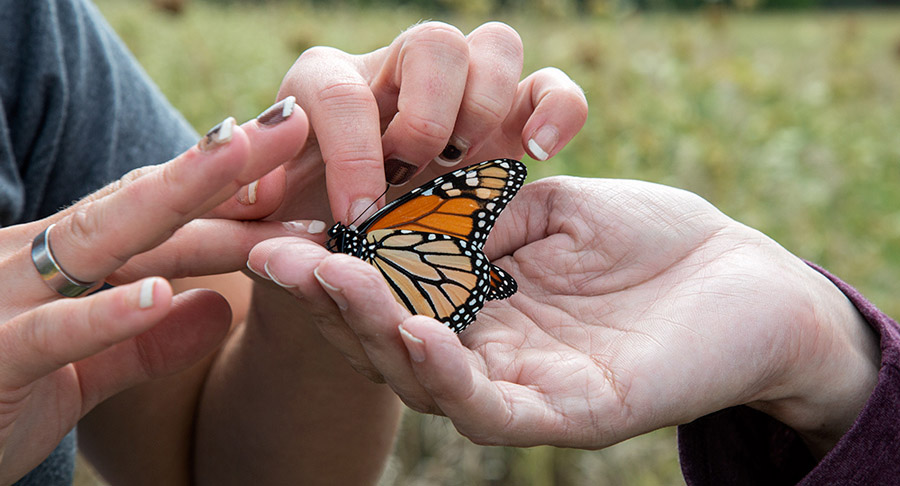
xmin=487 ymin=264 xmax=517 ymax=301
xmin=360 ymin=159 xmax=527 ymax=249
xmin=364 ymin=229 xmax=492 ymax=333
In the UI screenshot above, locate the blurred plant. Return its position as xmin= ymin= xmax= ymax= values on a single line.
xmin=86 ymin=2 xmax=900 ymax=485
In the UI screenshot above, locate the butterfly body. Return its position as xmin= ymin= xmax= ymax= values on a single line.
xmin=326 ymin=159 xmax=526 ymax=333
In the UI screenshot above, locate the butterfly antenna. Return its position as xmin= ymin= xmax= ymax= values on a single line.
xmin=348 ymin=185 xmax=389 ymax=228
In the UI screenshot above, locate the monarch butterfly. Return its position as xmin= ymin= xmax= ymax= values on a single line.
xmin=326 ymin=159 xmax=526 ymax=333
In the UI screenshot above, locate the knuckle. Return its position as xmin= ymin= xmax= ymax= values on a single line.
xmin=359 ymin=367 xmax=386 ymax=384
xmin=327 ymin=146 xmax=382 ymax=169
xmin=133 ymin=328 xmax=165 ymax=378
xmin=66 ymin=206 xmax=101 ymax=244
xmin=403 ymin=23 xmax=469 ymax=63
xmin=401 ymin=113 xmax=453 ymax=148
xmin=341 ymin=352 xmax=381 ymax=381
xmin=64 ymin=206 xmax=129 ymax=271
xmin=460 ymin=427 xmax=502 ymax=446
xmin=313 ymin=79 xmax=375 ymax=110
xmin=75 ymin=165 xmax=155 ymax=207
xmin=156 ymin=162 xmax=182 ymax=196
xmin=297 ymin=45 xmax=345 ymax=64
xmin=473 ymin=22 xmax=524 ymax=57
xmin=464 ymin=93 xmax=509 ymax=125
xmin=537 ymin=67 xmax=588 ymax=100
xmin=407 ymin=21 xmax=466 ymax=43
xmin=120 ymin=165 xmax=155 ymax=185
xmin=401 ymin=397 xmax=441 ymax=415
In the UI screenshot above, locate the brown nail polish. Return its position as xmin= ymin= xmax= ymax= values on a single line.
xmin=385 ymin=158 xmax=417 ymax=185
xmin=197 ymin=117 xmax=235 ymax=152
xmin=435 ymin=138 xmax=468 ymax=167
xmin=442 ymin=144 xmax=463 ymax=160
xmin=257 ymin=95 xmax=296 ymax=126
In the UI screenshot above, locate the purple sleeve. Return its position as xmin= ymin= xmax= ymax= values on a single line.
xmin=678 ymin=262 xmax=900 ymax=485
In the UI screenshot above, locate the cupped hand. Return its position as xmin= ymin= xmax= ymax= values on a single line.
xmin=0 ymin=103 xmax=312 ymax=483
xmin=274 ymin=21 xmax=587 ymax=225
xmin=251 ymin=176 xmax=878 ymax=458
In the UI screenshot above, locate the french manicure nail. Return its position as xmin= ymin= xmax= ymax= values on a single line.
xmin=527 ymin=125 xmax=558 ymax=161
xmin=264 ymin=261 xmax=297 ymax=289
xmin=237 ymin=180 xmax=260 ymax=205
xmin=139 ymin=278 xmax=156 ymax=309
xmin=348 ymin=198 xmax=378 ymax=227
xmin=307 ymin=220 xmax=326 ymax=234
xmin=283 ymin=220 xmax=327 ymax=234
xmin=434 ymin=138 xmax=468 ymax=167
xmin=246 ymin=260 xmax=270 ymax=280
xmin=399 ymin=324 xmax=426 ymax=362
xmin=257 ymin=95 xmax=297 ymax=126
xmin=384 ymin=158 xmax=417 ymax=186
xmin=197 ymin=116 xmax=235 ymax=152
xmin=314 ymin=267 xmax=348 ymax=310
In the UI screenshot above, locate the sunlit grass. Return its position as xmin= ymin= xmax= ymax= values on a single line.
xmin=85 ymin=1 xmax=900 ymax=484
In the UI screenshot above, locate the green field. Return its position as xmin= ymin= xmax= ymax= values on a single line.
xmin=80 ymin=1 xmax=900 ymax=484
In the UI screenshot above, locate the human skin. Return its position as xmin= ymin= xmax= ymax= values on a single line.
xmin=252 ymin=176 xmax=880 ymax=461
xmin=0 ymin=110 xmax=310 ymax=485
xmin=74 ymin=21 xmax=587 ymax=486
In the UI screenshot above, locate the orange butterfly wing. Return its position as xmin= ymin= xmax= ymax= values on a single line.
xmin=361 ymin=159 xmax=525 ymax=248
xmin=328 ymin=159 xmax=526 ymax=332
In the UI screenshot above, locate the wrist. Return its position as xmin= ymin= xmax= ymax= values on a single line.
xmin=750 ymin=261 xmax=880 ymax=458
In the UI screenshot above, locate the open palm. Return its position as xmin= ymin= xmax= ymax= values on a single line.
xmin=252 ymin=175 xmax=871 ymax=452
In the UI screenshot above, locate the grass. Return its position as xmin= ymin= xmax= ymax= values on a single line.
xmin=81 ymin=1 xmax=900 ymax=484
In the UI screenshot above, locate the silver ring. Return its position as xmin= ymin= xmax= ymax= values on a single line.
xmin=31 ymin=223 xmax=101 ymax=297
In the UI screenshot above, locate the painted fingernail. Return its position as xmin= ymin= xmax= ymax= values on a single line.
xmin=257 ymin=95 xmax=296 ymax=126
xmin=198 ymin=116 xmax=235 ymax=152
xmin=434 ymin=137 xmax=468 ymax=167
xmin=283 ymin=219 xmax=327 ymax=234
xmin=264 ymin=261 xmax=297 ymax=289
xmin=384 ymin=158 xmax=417 ymax=186
xmin=348 ymin=198 xmax=378 ymax=227
xmin=314 ymin=267 xmax=348 ymax=310
xmin=237 ymin=180 xmax=260 ymax=205
xmin=246 ymin=260 xmax=270 ymax=280
xmin=399 ymin=324 xmax=426 ymax=362
xmin=527 ymin=125 xmax=558 ymax=161
xmin=139 ymin=278 xmax=157 ymax=309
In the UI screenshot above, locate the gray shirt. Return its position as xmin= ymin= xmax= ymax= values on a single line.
xmin=2 ymin=0 xmax=196 ymax=483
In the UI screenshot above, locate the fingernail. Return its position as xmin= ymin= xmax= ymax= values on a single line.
xmin=198 ymin=116 xmax=235 ymax=152
xmin=399 ymin=324 xmax=426 ymax=362
xmin=434 ymin=137 xmax=468 ymax=167
xmin=264 ymin=261 xmax=297 ymax=289
xmin=348 ymin=198 xmax=378 ymax=227
xmin=384 ymin=158 xmax=417 ymax=186
xmin=283 ymin=219 xmax=327 ymax=234
xmin=257 ymin=95 xmax=296 ymax=126
xmin=237 ymin=180 xmax=260 ymax=205
xmin=139 ymin=278 xmax=156 ymax=309
xmin=246 ymin=260 xmax=270 ymax=280
xmin=314 ymin=267 xmax=348 ymax=310
xmin=527 ymin=125 xmax=558 ymax=161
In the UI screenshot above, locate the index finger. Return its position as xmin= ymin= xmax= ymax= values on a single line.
xmin=281 ymin=47 xmax=386 ymax=224
xmin=34 ymin=108 xmax=306 ymax=291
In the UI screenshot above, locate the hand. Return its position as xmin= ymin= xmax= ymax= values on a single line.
xmin=251 ymin=176 xmax=879 ymax=459
xmin=272 ymin=20 xmax=588 ymax=225
xmin=0 ymin=104 xmax=310 ymax=483
xmin=187 ymin=24 xmax=587 ymax=485
xmin=243 ymin=20 xmax=587 ymax=375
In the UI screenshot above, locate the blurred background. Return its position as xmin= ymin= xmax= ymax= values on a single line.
xmin=79 ymin=0 xmax=899 ymax=484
